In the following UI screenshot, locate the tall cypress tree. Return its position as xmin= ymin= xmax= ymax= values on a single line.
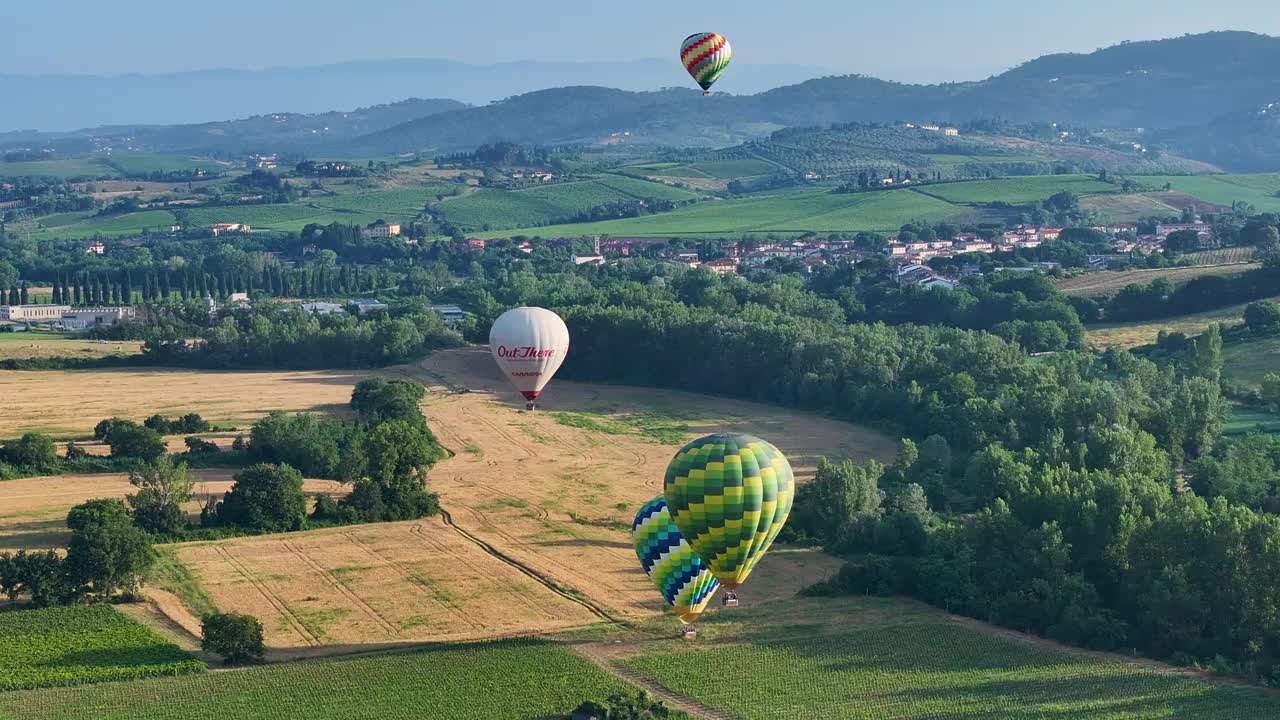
xmin=73 ymin=282 xmax=82 ymax=305
xmin=123 ymin=271 xmax=133 ymax=304
xmin=159 ymin=271 xmax=171 ymax=299
xmin=19 ymin=282 xmax=28 ymax=305
xmin=8 ymin=286 xmax=18 ymax=305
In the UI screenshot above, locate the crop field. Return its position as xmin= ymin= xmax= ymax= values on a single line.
xmin=36 ymin=210 xmax=97 ymax=228
xmin=0 ymin=605 xmax=203 ymax=691
xmin=609 ymin=597 xmax=1280 ymax=719
xmin=433 ymin=176 xmax=700 ymax=230
xmin=1136 ymin=174 xmax=1280 ymax=212
xmin=35 ymin=209 xmax=179 ymax=239
xmin=478 ymin=186 xmax=968 ymax=238
xmin=158 ymin=347 xmax=894 ymax=649
xmin=309 ymin=188 xmax=440 ymax=218
xmin=103 ymin=154 xmax=228 ymax=177
xmin=1223 ymin=334 xmax=1280 ymax=388
xmin=0 ymin=639 xmax=628 ymax=720
xmin=0 ymin=158 xmax=118 ymax=180
xmin=0 ymin=367 xmax=363 ymax=437
xmin=916 ymin=174 xmax=1115 ymax=204
xmin=181 ymin=204 xmax=337 ymax=231
xmin=1079 ymin=193 xmax=1179 ymax=222
xmin=0 ymin=334 xmax=142 ymax=361
xmin=1054 ymin=263 xmax=1261 ymax=297
xmin=1182 ymin=247 xmax=1258 ymax=265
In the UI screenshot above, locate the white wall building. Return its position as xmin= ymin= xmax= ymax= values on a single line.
xmin=0 ymin=305 xmax=70 ymax=322
xmin=62 ymin=306 xmax=135 ymax=331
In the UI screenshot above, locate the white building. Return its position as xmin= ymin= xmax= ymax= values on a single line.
xmin=62 ymin=306 xmax=135 ymax=331
xmin=0 ymin=305 xmax=70 ymax=322
xmin=301 ymin=302 xmax=345 ymax=316
xmin=361 ymin=223 xmax=402 ymax=239
xmin=574 ymin=255 xmax=606 ymax=266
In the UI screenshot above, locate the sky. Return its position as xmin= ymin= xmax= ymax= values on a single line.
xmin=3 ymin=0 xmax=1279 ymax=83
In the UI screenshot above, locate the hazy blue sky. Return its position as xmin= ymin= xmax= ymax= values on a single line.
xmin=4 ymin=0 xmax=1278 ymax=82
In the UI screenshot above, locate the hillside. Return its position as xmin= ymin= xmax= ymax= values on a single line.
xmin=0 ymin=98 xmax=468 ymax=156
xmin=343 ymin=32 xmax=1280 ymax=162
xmin=1156 ymin=103 xmax=1280 ymax=173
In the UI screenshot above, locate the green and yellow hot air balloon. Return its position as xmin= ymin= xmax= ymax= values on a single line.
xmin=680 ymin=32 xmax=732 ymax=95
xmin=632 ymin=496 xmax=719 ymax=625
xmin=663 ymin=433 xmax=794 ymax=592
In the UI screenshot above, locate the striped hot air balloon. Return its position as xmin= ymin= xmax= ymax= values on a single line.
xmin=632 ymin=496 xmax=720 ymax=624
xmin=680 ymin=32 xmax=733 ymax=94
xmin=663 ymin=434 xmax=794 ymax=592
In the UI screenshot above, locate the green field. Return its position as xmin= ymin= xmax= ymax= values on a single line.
xmin=478 ymin=186 xmax=968 ymax=238
xmin=434 ymin=176 xmax=701 ymax=230
xmin=310 ymin=187 xmax=443 ymax=218
xmin=1135 ymin=174 xmax=1280 ymax=213
xmin=685 ymin=159 xmax=780 ymax=178
xmin=103 ymin=154 xmax=228 ymax=177
xmin=182 ymin=205 xmax=339 ymax=231
xmin=1223 ymin=334 xmax=1280 ymax=388
xmin=44 ymin=210 xmax=179 ymax=238
xmin=0 ymin=605 xmax=203 ymax=691
xmin=0 ymin=158 xmax=118 ymax=180
xmin=917 ymin=174 xmax=1116 ymax=204
xmin=0 ymin=639 xmax=627 ymax=720
xmin=37 ymin=210 xmax=97 ymax=228
xmin=1225 ymin=407 xmax=1280 ymax=436
xmin=620 ymin=599 xmax=1280 ymax=719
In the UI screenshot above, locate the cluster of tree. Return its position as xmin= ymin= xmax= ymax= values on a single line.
xmin=434 ymin=141 xmax=556 ymax=168
xmin=201 ymin=612 xmax=265 ymax=665
xmin=808 ymin=263 xmax=1086 ymax=352
xmin=0 ymin=179 xmax=96 ymax=218
xmin=0 ymin=414 xmax=185 ymax=480
xmin=140 ymin=304 xmax=461 ymax=370
xmin=1083 ymin=264 xmax=1280 ymax=324
xmin=142 ymin=413 xmax=211 ymax=435
xmin=230 ymin=169 xmax=297 ymax=203
xmin=564 ymin=198 xmax=689 ymax=224
xmin=0 ymin=498 xmax=153 ymax=607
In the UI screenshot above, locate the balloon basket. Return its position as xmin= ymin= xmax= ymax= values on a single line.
xmin=722 ymin=592 xmax=739 ymax=608
xmin=681 ymin=626 xmax=698 ymax=639
xmin=702 ymin=91 xmax=712 ymax=97
xmin=525 ymin=401 xmax=536 ymax=411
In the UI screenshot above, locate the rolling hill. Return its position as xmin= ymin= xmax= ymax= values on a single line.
xmin=342 ymin=32 xmax=1280 ymax=163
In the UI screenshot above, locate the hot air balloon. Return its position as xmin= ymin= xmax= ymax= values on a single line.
xmin=680 ymin=32 xmax=732 ymax=95
xmin=663 ymin=434 xmax=793 ymax=606
xmin=489 ymin=307 xmax=569 ymax=411
xmin=632 ymin=496 xmax=719 ymax=634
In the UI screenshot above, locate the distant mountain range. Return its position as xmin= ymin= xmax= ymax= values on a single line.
xmin=0 ymin=58 xmax=832 ymax=132
xmin=5 ymin=32 xmax=1280 ymax=172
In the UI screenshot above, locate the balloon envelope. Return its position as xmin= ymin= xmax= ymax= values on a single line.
xmin=663 ymin=434 xmax=794 ymax=590
xmin=489 ymin=307 xmax=570 ymax=402
xmin=632 ymin=496 xmax=719 ymax=624
xmin=680 ymin=33 xmax=733 ymax=92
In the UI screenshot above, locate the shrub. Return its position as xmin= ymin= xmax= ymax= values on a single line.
xmin=184 ymin=437 xmax=219 ymax=454
xmin=93 ymin=417 xmax=122 ymax=442
xmin=2 ymin=433 xmax=57 ymax=469
xmin=108 ymin=421 xmax=167 ymax=462
xmin=65 ymin=499 xmax=154 ymax=599
xmin=210 ymin=463 xmax=307 ymax=532
xmin=64 ymin=441 xmax=89 ymax=461
xmin=1244 ymin=300 xmax=1280 ymax=333
xmin=201 ymin=612 xmax=265 ymax=665
xmin=0 ymin=550 xmax=73 ymax=607
xmin=568 ymin=691 xmax=690 ymax=719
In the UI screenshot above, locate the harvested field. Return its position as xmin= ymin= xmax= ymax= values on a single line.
xmin=168 ymin=347 xmax=896 ymax=649
xmin=0 ymin=367 xmax=363 ymax=436
xmin=0 ymin=335 xmax=143 ymax=361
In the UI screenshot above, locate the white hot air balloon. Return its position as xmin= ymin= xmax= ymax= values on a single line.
xmin=489 ymin=307 xmax=570 ymax=411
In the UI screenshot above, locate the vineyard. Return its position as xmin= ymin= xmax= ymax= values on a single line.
xmin=0 ymin=639 xmax=627 ymax=720
xmin=0 ymin=605 xmax=204 ymax=691
xmin=618 ymin=601 xmax=1280 ymax=719
xmin=1054 ymin=263 xmax=1261 ymax=297
xmin=182 ymin=204 xmax=338 ymax=231
xmin=1181 ymin=247 xmax=1258 ymax=265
